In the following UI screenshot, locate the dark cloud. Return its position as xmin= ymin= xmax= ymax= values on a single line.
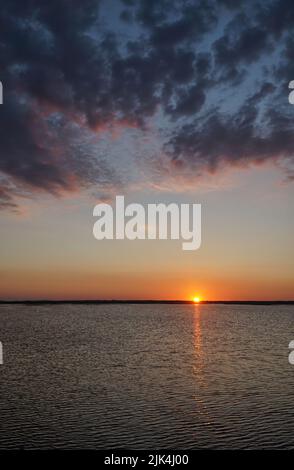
xmin=133 ymin=0 xmax=173 ymax=29
xmin=256 ymin=0 xmax=294 ymax=39
xmin=0 ymin=0 xmax=293 ymax=210
xmin=0 ymin=185 xmax=19 ymax=211
xmin=215 ymin=27 xmax=269 ymax=65
xmin=167 ymin=85 xmax=206 ymax=118
xmin=247 ymin=82 xmax=276 ymax=105
xmin=166 ymin=96 xmax=294 ymax=174
xmin=0 ymin=94 xmax=68 ymax=191
xmin=274 ymin=34 xmax=294 ymax=93
xmin=149 ymin=2 xmax=217 ymax=48
xmin=217 ymin=0 xmax=245 ymax=8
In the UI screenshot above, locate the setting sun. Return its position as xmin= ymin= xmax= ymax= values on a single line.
xmin=193 ymin=296 xmax=201 ymax=303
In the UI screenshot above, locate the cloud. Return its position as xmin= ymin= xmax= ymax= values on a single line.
xmin=149 ymin=2 xmax=217 ymax=47
xmin=0 ymin=185 xmax=19 ymax=211
xmin=214 ymin=25 xmax=270 ymax=67
xmin=166 ymin=91 xmax=294 ymax=174
xmin=0 ymin=0 xmax=293 ymax=211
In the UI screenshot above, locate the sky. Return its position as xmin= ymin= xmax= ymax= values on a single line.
xmin=0 ymin=0 xmax=293 ymax=300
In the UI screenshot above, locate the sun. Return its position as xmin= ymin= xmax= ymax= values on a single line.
xmin=193 ymin=296 xmax=201 ymax=303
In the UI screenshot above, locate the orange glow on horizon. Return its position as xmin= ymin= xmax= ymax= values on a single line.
xmin=193 ymin=296 xmax=201 ymax=303
xmin=1 ymin=268 xmax=293 ymax=301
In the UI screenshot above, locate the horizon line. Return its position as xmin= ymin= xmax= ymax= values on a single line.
xmin=0 ymin=299 xmax=293 ymax=305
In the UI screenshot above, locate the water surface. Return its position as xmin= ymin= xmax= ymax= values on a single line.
xmin=0 ymin=303 xmax=293 ymax=449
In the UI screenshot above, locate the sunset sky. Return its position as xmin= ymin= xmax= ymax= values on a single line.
xmin=0 ymin=0 xmax=293 ymax=300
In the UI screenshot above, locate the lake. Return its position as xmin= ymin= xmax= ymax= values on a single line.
xmin=0 ymin=303 xmax=293 ymax=449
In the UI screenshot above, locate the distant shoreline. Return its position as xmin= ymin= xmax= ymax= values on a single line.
xmin=0 ymin=300 xmax=293 ymax=305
